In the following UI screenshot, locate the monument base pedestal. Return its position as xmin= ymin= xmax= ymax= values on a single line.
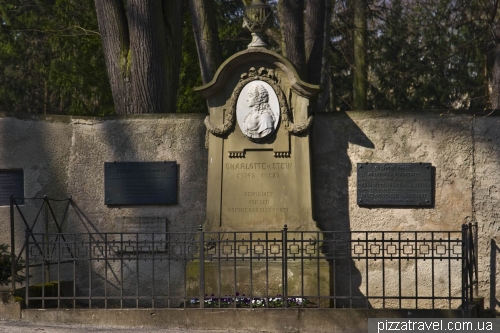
xmin=187 ymin=259 xmax=330 ymax=307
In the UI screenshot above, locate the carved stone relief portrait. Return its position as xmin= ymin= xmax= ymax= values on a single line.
xmin=236 ymin=80 xmax=280 ymax=141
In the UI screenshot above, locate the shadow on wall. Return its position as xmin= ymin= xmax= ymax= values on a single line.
xmin=474 ymin=115 xmax=500 ymax=314
xmin=311 ymin=112 xmax=374 ymax=232
xmin=0 ymin=116 xmax=72 ymax=227
xmin=0 ymin=116 xmax=73 ymax=289
xmin=71 ymin=116 xmax=208 ymax=305
xmin=72 ymin=119 xmax=161 ymax=302
xmin=311 ymin=112 xmax=374 ymax=308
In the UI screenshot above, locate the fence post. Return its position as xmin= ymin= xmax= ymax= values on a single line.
xmin=473 ymin=222 xmax=478 ymax=297
xmin=10 ymin=196 xmax=16 ymax=295
xmin=43 ymin=195 xmax=50 ymax=284
xmin=461 ymin=223 xmax=469 ymax=317
xmin=282 ymin=224 xmax=288 ymax=308
xmin=468 ymin=223 xmax=474 ymax=302
xmin=25 ymin=227 xmax=30 ymax=309
xmin=198 ymin=225 xmax=205 ymax=308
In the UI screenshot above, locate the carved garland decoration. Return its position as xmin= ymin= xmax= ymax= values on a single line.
xmin=204 ymin=67 xmax=313 ymax=137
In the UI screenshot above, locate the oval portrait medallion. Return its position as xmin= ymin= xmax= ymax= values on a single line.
xmin=236 ymin=80 xmax=280 ymax=141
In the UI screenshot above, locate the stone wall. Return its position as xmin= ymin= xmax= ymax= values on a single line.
xmin=0 ymin=113 xmax=207 ymax=258
xmin=312 ymin=111 xmax=475 ymax=232
xmin=312 ymin=111 xmax=498 ymax=311
xmin=0 ymin=111 xmax=498 ymax=311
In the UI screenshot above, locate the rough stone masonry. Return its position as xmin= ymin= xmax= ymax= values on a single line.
xmin=0 ymin=110 xmax=498 ymax=311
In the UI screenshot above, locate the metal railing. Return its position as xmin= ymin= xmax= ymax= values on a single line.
xmin=24 ymin=231 xmax=197 ymax=309
xmin=9 ymin=196 xmax=75 ymax=295
xmin=21 ymin=224 xmax=478 ymax=311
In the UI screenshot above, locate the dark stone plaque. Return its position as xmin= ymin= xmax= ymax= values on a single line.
xmin=357 ymin=163 xmax=432 ymax=206
xmin=0 ymin=170 xmax=24 ymax=206
xmin=104 ymin=162 xmax=177 ymax=205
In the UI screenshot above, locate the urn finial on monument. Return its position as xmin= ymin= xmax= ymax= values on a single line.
xmin=243 ymin=0 xmax=272 ymax=48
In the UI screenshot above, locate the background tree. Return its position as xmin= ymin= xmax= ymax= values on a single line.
xmin=2 ymin=0 xmax=497 ymax=115
xmin=325 ymin=0 xmax=489 ymax=111
xmin=328 ymin=0 xmax=355 ymax=111
xmin=317 ymin=0 xmax=333 ymax=111
xmin=353 ymin=0 xmax=368 ymax=110
xmin=177 ymin=0 xmax=249 ymax=113
xmin=177 ymin=7 xmax=207 ymax=114
xmin=477 ymin=0 xmax=500 ymax=108
xmin=188 ymin=0 xmax=222 ymax=85
xmin=279 ymin=0 xmax=307 ymax=78
xmin=0 ymin=0 xmax=113 ymax=115
xmin=305 ymin=0 xmax=327 ymax=85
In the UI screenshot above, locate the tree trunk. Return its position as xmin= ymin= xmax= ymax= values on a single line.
xmin=95 ymin=0 xmax=131 ymax=114
xmin=277 ymin=1 xmax=287 ymax=58
xmin=491 ymin=42 xmax=500 ymax=109
xmin=164 ymin=1 xmax=184 ymax=113
xmin=353 ymin=0 xmax=367 ymax=110
xmin=317 ymin=0 xmax=333 ymax=111
xmin=188 ymin=0 xmax=223 ymax=84
xmin=95 ymin=0 xmax=182 ymax=114
xmin=305 ymin=0 xmax=326 ymax=85
xmin=279 ymin=0 xmax=307 ymax=79
xmin=126 ymin=0 xmax=169 ymax=114
xmin=484 ymin=53 xmax=490 ymax=108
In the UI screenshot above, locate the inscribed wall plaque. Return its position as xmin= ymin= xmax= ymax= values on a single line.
xmin=0 ymin=170 xmax=24 ymax=205
xmin=357 ymin=163 xmax=432 ymax=206
xmin=104 ymin=162 xmax=177 ymax=205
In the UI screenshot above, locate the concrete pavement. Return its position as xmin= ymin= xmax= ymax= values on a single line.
xmin=0 ymin=320 xmax=260 ymax=333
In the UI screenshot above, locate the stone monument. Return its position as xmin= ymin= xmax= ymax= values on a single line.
xmin=196 ymin=3 xmax=320 ymax=233
xmin=189 ymin=0 xmax=329 ymax=301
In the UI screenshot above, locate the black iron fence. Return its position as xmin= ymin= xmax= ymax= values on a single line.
xmin=20 ymin=223 xmax=478 ymax=311
xmin=24 ymin=230 xmax=197 ymax=309
xmin=9 ymin=196 xmax=76 ymax=296
xmin=9 ymin=196 xmax=478 ymax=311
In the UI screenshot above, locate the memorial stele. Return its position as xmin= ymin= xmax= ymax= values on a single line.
xmin=195 ymin=1 xmax=321 ymax=233
xmin=188 ymin=0 xmax=329 ymax=298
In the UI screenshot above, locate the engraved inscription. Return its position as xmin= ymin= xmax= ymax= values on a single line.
xmin=227 ymin=207 xmax=289 ymax=213
xmin=226 ymin=162 xmax=292 ymax=170
xmin=244 ymin=191 xmax=273 ymax=196
xmin=223 ymin=161 xmax=293 ymax=217
xmin=226 ymin=191 xmax=288 ymax=213
xmin=357 ymin=163 xmax=432 ymax=206
xmin=261 ymin=173 xmax=280 ymax=178
xmin=249 ymin=199 xmax=269 ymax=205
xmin=237 ymin=173 xmax=255 ymax=178
xmin=236 ymin=173 xmax=280 ymax=178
